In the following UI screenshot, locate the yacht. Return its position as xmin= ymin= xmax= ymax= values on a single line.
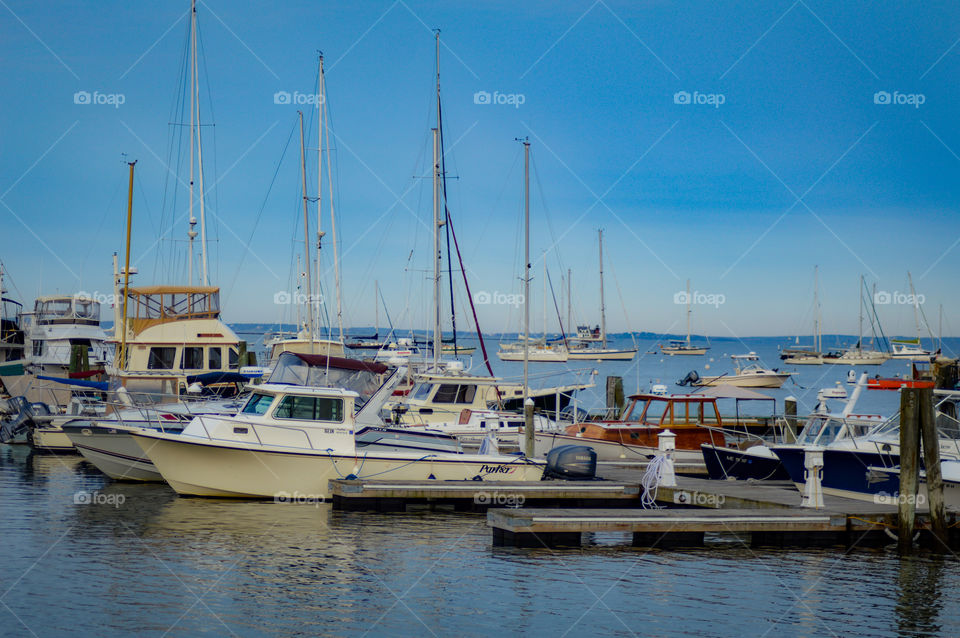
xmin=129 ymin=382 xmax=546 ymax=499
xmin=688 ymin=353 xmax=793 ymax=389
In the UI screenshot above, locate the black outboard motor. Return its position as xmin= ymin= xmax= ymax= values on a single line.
xmin=542 ymin=445 xmax=597 ymax=480
xmin=676 ymin=370 xmax=700 ymax=386
xmin=0 ymin=396 xmax=34 ymax=443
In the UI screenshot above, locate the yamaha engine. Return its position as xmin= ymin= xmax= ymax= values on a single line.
xmin=542 ymin=445 xmax=597 ymax=480
xmin=676 ymin=370 xmax=700 ymax=386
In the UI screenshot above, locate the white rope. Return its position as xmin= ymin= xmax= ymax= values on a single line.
xmin=640 ymin=454 xmax=670 ymax=509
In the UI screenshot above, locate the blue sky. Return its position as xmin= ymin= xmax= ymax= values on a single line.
xmin=1 ymin=1 xmax=958 ymax=339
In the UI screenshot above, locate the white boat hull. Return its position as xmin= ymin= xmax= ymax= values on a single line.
xmin=693 ymin=374 xmax=791 ymax=389
xmin=497 ymin=350 xmax=569 ymax=362
xmin=661 ymin=347 xmax=708 ymax=356
xmin=66 ymin=426 xmax=164 ymax=481
xmin=29 ymin=425 xmax=76 ymax=453
xmin=566 ymin=348 xmax=638 ymax=361
xmin=132 ymin=431 xmax=546 ymax=499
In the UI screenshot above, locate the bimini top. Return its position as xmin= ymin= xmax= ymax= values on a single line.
xmin=626 ymin=393 xmax=718 ymax=403
xmin=122 ymin=286 xmax=221 ymax=335
xmin=291 ymin=352 xmax=388 ymax=374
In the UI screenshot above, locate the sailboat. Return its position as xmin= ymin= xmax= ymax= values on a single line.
xmin=567 ymin=230 xmax=637 ymax=361
xmin=780 ymin=266 xmax=826 ymax=365
xmin=661 ymin=279 xmax=709 ymax=355
xmin=890 ymin=272 xmax=935 ymax=360
xmin=266 ymin=54 xmax=346 ymax=363
xmin=831 ymin=276 xmax=890 ymax=365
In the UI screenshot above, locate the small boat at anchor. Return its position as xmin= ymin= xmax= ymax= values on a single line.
xmin=683 ymin=353 xmax=793 ymax=389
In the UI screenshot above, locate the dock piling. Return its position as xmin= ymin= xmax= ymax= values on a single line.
xmin=898 ymin=388 xmax=921 ymax=551
xmin=918 ymin=387 xmax=947 ymax=548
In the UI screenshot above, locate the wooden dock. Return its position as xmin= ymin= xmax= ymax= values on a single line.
xmin=329 ymin=479 xmax=640 ymax=512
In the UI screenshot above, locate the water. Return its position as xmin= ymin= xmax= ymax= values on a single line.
xmin=2 ymin=444 xmax=958 ymax=637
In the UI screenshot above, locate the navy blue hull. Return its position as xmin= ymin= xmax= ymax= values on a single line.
xmin=773 ymin=446 xmax=902 ymax=497
xmin=701 ymin=444 xmax=790 ymax=481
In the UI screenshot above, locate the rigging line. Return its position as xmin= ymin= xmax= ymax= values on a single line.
xmin=438 ymin=98 xmax=458 ymax=352
xmin=225 ymin=116 xmax=299 ymax=299
xmin=608 ymin=255 xmax=639 ymax=347
xmin=546 ymin=269 xmax=567 ymax=349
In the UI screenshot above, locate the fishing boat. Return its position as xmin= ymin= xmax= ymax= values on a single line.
xmin=565 ymin=230 xmax=637 ymax=361
xmin=660 ymin=280 xmax=709 ymax=355
xmin=534 ymin=393 xmax=725 ymax=462
xmin=129 ymin=382 xmax=546 ymax=499
xmin=686 ymin=353 xmax=793 ymax=389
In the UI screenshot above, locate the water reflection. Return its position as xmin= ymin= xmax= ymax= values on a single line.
xmin=896 ymin=554 xmax=945 ymax=636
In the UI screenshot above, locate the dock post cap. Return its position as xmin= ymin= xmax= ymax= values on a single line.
xmin=524 ymin=397 xmax=534 ymax=406
xmin=784 ymin=396 xmax=797 ymax=402
xmin=800 ymin=446 xmax=825 ymax=509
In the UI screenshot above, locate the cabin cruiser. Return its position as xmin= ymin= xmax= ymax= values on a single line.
xmin=682 ymin=353 xmax=793 ymax=389
xmin=130 ymin=382 xmax=546 ymax=499
xmin=535 ymin=393 xmax=726 ymax=463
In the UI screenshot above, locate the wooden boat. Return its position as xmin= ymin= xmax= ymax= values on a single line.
xmin=534 ymin=393 xmax=725 ymax=462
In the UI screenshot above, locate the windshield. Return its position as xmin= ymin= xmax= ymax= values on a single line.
xmin=241 ymin=393 xmax=274 ymax=416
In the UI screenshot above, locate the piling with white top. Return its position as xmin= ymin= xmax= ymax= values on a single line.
xmin=800 ymin=447 xmax=824 ymax=509
xmin=658 ymin=429 xmax=677 ymax=487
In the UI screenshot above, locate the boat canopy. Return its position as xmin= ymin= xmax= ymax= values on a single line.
xmin=34 ymin=296 xmax=100 ymax=326
xmin=122 ymin=286 xmax=220 ymax=335
xmin=185 ymin=371 xmax=249 ymax=385
xmin=267 ymin=351 xmax=387 ymax=407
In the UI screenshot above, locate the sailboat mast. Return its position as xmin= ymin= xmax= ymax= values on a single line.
xmin=316 ymin=53 xmax=324 ymax=342
xmin=319 ymin=55 xmax=343 ymax=343
xmin=814 ymin=266 xmax=821 ymax=353
xmin=374 ymin=279 xmax=379 ymax=338
xmin=522 ymin=140 xmax=530 ymax=405
xmin=118 ymin=160 xmax=136 ymax=370
xmin=542 ymin=259 xmax=547 ymax=340
xmin=298 ymin=111 xmax=315 ymax=349
xmin=858 ymin=276 xmax=864 ymax=352
xmin=432 ymin=126 xmax=442 ymax=366
xmin=567 ymin=268 xmax=572 ymax=337
xmin=194 ymin=5 xmax=209 ymax=287
xmin=598 ymin=229 xmax=606 ymax=348
xmin=908 ymin=271 xmax=923 ymax=348
xmin=685 ymin=279 xmax=692 ymax=347
xmin=187 ymin=0 xmax=197 ymax=285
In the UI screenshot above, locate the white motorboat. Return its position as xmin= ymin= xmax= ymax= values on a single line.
xmin=130 ymin=383 xmax=546 ymax=499
xmin=690 ymin=353 xmax=793 ymax=389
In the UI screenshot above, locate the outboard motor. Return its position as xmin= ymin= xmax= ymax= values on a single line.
xmin=676 ymin=370 xmax=700 ymax=387
xmin=0 ymin=396 xmax=34 ymax=443
xmin=542 ymin=445 xmax=597 ymax=480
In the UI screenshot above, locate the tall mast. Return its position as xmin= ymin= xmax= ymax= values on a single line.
xmin=908 ymin=271 xmax=922 ymax=345
xmin=118 ymin=160 xmax=136 ymax=370
xmin=316 ymin=52 xmax=325 ymax=341
xmin=685 ymin=279 xmax=692 ymax=347
xmin=195 ymin=2 xmax=208 ymax=287
xmin=567 ymin=268 xmax=572 ymax=337
xmin=814 ymin=265 xmax=820 ymax=352
xmin=598 ymin=229 xmax=606 ymax=348
xmin=858 ymin=275 xmax=864 ymax=352
xmin=187 ymin=0 xmax=197 ymax=285
xmin=542 ymin=259 xmax=547 ymax=340
xmin=298 ymin=111 xmax=315 ymax=348
xmin=319 ymin=54 xmax=343 ymax=343
xmin=522 ymin=139 xmax=530 ymax=415
xmin=374 ymin=280 xmax=379 ymax=338
xmin=431 ymin=125 xmax=442 ymax=366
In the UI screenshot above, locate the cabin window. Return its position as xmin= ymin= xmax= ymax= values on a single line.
xmin=433 ymin=384 xmax=477 ymax=404
xmin=274 ymin=395 xmax=344 ymax=422
xmin=182 ymin=347 xmax=204 ymax=369
xmin=147 ymin=347 xmax=177 ymax=370
xmin=32 ymin=341 xmax=43 ymax=357
xmin=208 ymin=347 xmax=222 ymax=370
xmin=228 ymin=348 xmax=239 ymax=369
xmin=241 ymin=393 xmax=274 ymax=416
xmin=412 ymin=383 xmax=433 ymax=401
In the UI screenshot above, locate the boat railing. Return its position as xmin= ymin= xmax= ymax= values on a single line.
xmin=189 ymin=414 xmax=318 ymax=451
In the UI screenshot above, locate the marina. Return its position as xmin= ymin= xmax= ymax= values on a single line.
xmin=3 ymin=1 xmax=960 ymax=636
